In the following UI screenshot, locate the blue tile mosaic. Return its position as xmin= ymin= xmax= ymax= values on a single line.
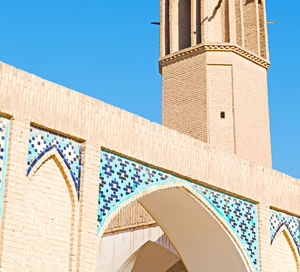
xmin=270 ymin=209 xmax=300 ymax=254
xmin=27 ymin=126 xmax=82 ymax=198
xmin=0 ymin=116 xmax=9 ymax=220
xmin=98 ymin=150 xmax=259 ymax=271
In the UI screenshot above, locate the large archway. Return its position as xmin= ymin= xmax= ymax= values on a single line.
xmin=97 ymin=150 xmax=259 ymax=272
xmin=97 ymin=182 xmax=254 ymax=272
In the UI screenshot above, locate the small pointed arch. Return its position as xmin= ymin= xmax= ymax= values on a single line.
xmin=271 ymin=225 xmax=300 ymax=272
xmin=27 ymin=147 xmax=79 ymax=203
xmin=23 ymin=147 xmax=80 ymax=271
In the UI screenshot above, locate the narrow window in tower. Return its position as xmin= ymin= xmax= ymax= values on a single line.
xmin=165 ymin=0 xmax=170 ymax=55
xmin=220 ymin=112 xmax=226 ymax=119
xmin=196 ymin=0 xmax=201 ymax=44
xmin=178 ymin=0 xmax=191 ymax=50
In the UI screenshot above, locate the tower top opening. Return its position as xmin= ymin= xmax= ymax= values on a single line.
xmin=160 ymin=0 xmax=269 ymax=60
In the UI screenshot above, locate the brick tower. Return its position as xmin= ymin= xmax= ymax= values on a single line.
xmin=160 ymin=0 xmax=272 ymax=167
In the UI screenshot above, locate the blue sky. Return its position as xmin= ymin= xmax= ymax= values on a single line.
xmin=0 ymin=1 xmax=299 ymax=178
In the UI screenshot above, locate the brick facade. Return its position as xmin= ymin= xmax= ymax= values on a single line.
xmin=0 ymin=0 xmax=298 ymax=270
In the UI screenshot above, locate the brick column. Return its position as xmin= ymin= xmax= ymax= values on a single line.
xmin=160 ymin=0 xmax=166 ymax=57
xmin=170 ymin=0 xmax=179 ymax=53
xmin=77 ymin=142 xmax=100 ymax=271
xmin=258 ymin=203 xmax=271 ymax=272
xmin=191 ymin=0 xmax=197 ymax=46
xmin=228 ymin=0 xmax=237 ymax=43
xmin=0 ymin=117 xmax=30 ymax=271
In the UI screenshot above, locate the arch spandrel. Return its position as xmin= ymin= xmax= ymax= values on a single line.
xmin=27 ymin=126 xmax=82 ymax=198
xmin=270 ymin=210 xmax=300 ymax=255
xmin=98 ymin=150 xmax=259 ymax=272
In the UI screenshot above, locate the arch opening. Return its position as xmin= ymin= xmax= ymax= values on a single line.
xmin=97 ymin=184 xmax=252 ymax=272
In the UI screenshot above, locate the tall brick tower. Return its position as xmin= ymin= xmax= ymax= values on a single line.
xmin=160 ymin=0 xmax=272 ymax=167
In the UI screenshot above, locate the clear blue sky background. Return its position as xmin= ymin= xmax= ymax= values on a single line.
xmin=0 ymin=1 xmax=299 ymax=178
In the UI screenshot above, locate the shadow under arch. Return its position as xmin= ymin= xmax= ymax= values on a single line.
xmin=117 ymin=240 xmax=183 ymax=272
xmin=271 ymin=225 xmax=300 ymax=271
xmin=97 ymin=182 xmax=254 ymax=272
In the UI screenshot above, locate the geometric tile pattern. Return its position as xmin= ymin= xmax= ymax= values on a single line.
xmin=27 ymin=126 xmax=82 ymax=198
xmin=98 ymin=150 xmax=259 ymax=271
xmin=270 ymin=209 xmax=300 ymax=254
xmin=191 ymin=183 xmax=259 ymax=270
xmin=0 ymin=116 xmax=9 ymax=220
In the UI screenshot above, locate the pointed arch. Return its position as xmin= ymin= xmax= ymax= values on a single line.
xmin=97 ymin=182 xmax=255 ymax=272
xmin=25 ymin=148 xmax=80 ymax=271
xmin=27 ymin=146 xmax=79 ymax=202
xmin=271 ymin=225 xmax=300 ymax=271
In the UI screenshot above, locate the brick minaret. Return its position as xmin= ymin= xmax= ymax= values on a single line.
xmin=160 ymin=0 xmax=272 ymax=167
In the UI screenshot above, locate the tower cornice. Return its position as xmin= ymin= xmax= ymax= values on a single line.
xmin=159 ymin=43 xmax=270 ymax=73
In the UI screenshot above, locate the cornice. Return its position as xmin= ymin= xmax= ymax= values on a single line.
xmin=159 ymin=43 xmax=270 ymax=73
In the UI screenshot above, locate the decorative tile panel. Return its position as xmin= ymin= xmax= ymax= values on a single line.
xmin=98 ymin=150 xmax=259 ymax=271
xmin=191 ymin=183 xmax=259 ymax=269
xmin=270 ymin=209 xmax=300 ymax=254
xmin=27 ymin=126 xmax=82 ymax=198
xmin=0 ymin=116 xmax=9 ymax=219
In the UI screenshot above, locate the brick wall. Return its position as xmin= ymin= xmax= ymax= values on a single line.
xmin=162 ymin=50 xmax=272 ymax=167
xmin=207 ymin=64 xmax=235 ymax=153
xmin=162 ymin=54 xmax=207 ymax=142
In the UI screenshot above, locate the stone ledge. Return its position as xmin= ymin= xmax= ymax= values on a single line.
xmin=159 ymin=43 xmax=270 ymax=72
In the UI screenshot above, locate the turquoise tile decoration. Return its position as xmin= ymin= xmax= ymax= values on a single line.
xmin=0 ymin=116 xmax=9 ymax=220
xmin=27 ymin=126 xmax=82 ymax=198
xmin=98 ymin=150 xmax=259 ymax=272
xmin=270 ymin=209 xmax=300 ymax=254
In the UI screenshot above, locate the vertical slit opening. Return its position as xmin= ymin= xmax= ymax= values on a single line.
xmin=196 ymin=0 xmax=201 ymax=44
xmin=179 ymin=0 xmax=191 ymax=50
xmin=165 ymin=0 xmax=170 ymax=55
